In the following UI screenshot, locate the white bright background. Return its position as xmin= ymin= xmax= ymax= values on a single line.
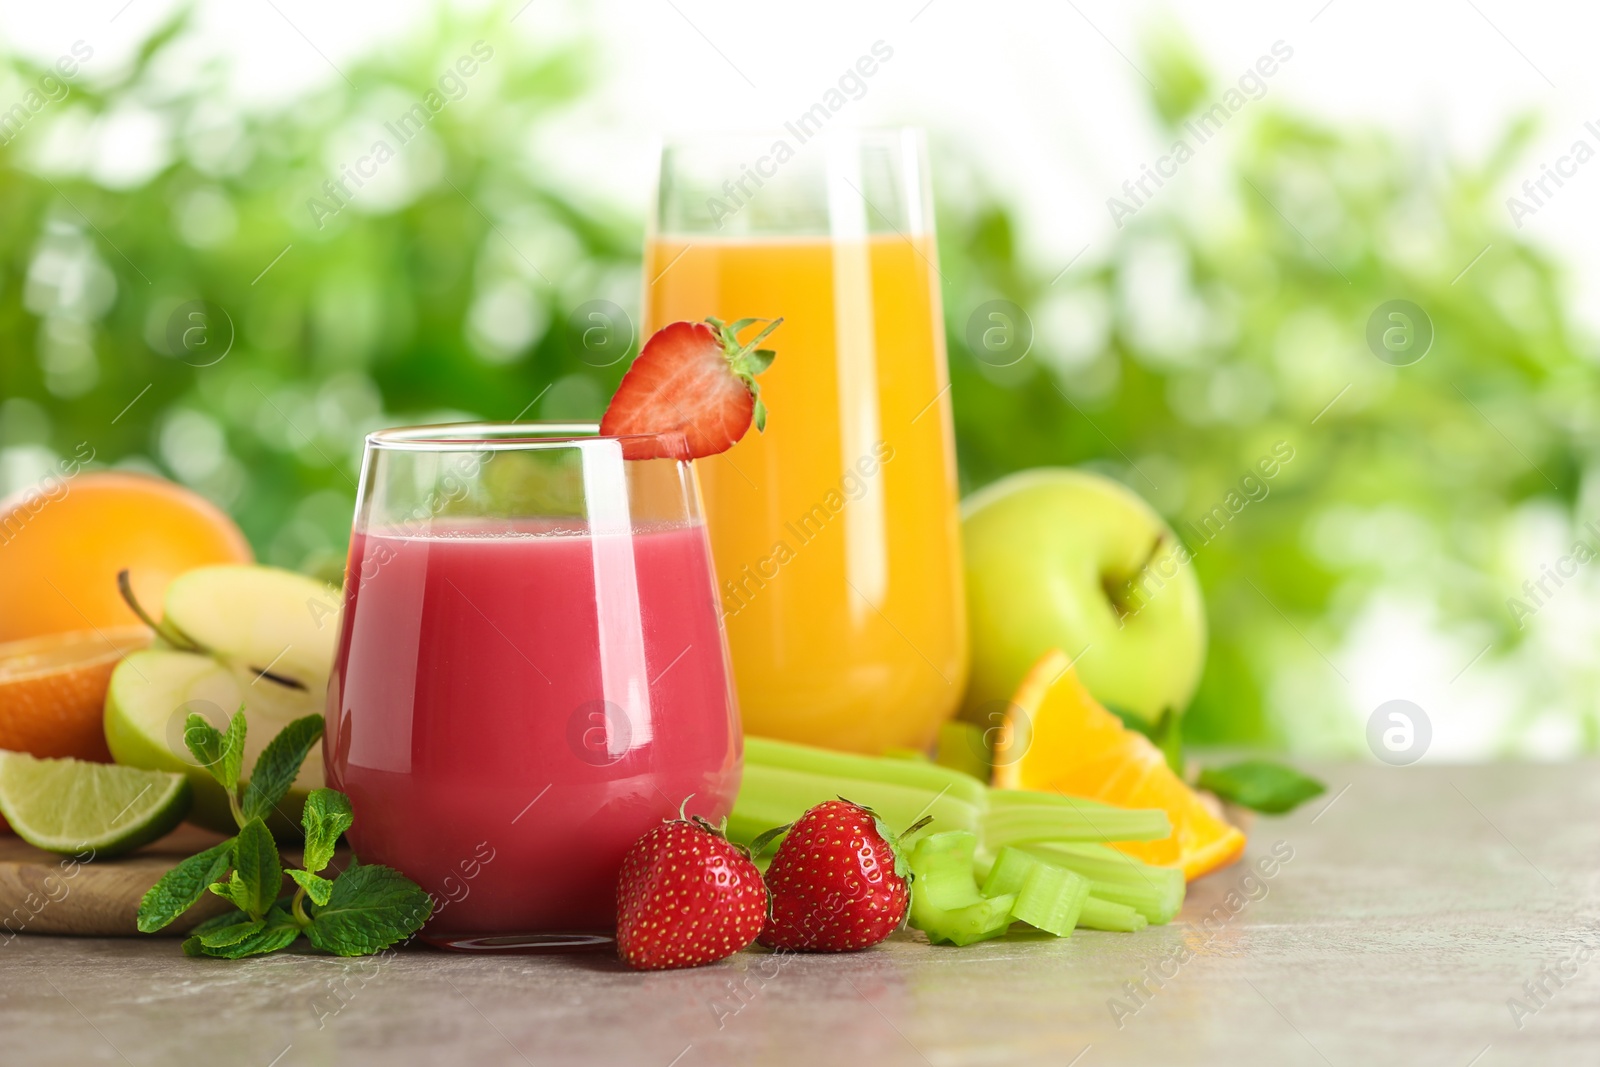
xmin=4 ymin=0 xmax=1598 ymax=760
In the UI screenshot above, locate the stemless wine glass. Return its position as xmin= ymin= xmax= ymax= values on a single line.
xmin=646 ymin=128 xmax=968 ymax=755
xmin=325 ymin=423 xmax=741 ymax=950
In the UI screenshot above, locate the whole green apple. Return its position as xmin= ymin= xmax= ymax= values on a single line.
xmin=959 ymin=469 xmax=1206 ymax=728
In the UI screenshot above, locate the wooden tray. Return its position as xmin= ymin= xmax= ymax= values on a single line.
xmin=0 ymin=825 xmax=234 ymax=937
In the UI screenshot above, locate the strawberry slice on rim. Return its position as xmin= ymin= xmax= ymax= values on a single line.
xmin=599 ymin=316 xmax=781 ymax=459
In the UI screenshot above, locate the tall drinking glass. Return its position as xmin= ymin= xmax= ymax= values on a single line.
xmin=325 ymin=423 xmax=741 ymax=950
xmin=645 ymin=128 xmax=967 ymax=755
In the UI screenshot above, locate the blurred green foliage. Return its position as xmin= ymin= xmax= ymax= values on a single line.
xmin=0 ymin=4 xmax=635 ymax=580
xmin=2 ymin=14 xmax=1593 ymax=751
xmin=940 ymin=35 xmax=1594 ymax=750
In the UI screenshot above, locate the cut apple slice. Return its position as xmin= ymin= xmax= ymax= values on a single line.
xmin=103 ymin=564 xmax=340 ymax=836
xmin=163 ymin=565 xmax=341 ymax=689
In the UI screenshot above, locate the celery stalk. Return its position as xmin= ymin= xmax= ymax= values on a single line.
xmin=744 ymin=736 xmax=989 ymax=807
xmin=979 ymin=846 xmax=1037 ymax=897
xmin=981 ymin=803 xmax=1170 ymax=847
xmin=981 ymin=847 xmax=1089 ymax=936
xmin=933 ymin=722 xmax=992 ymax=782
xmin=911 ymin=833 xmax=985 ymax=907
xmin=1077 ymin=896 xmax=1148 ymax=932
xmin=727 ymin=763 xmax=980 ymax=846
xmin=914 ymin=894 xmax=1017 ymax=946
xmin=906 ymin=832 xmax=1016 ymax=946
xmin=1018 ymin=842 xmax=1185 ymax=925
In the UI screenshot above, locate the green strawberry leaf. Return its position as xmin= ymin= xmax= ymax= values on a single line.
xmin=747 ymin=823 xmax=791 ymax=858
xmin=306 ymin=863 xmax=434 ymax=956
xmin=137 ymin=838 xmax=235 ymax=933
xmin=1197 ymin=760 xmax=1326 ymax=815
xmin=288 ymin=868 xmax=335 ymax=907
xmin=241 ymin=715 xmax=325 ymax=823
xmin=208 ymin=818 xmax=279 ymax=920
xmin=298 ymin=788 xmax=353 ymax=874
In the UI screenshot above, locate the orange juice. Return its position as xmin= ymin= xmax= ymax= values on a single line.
xmin=645 ymin=233 xmax=967 ymax=754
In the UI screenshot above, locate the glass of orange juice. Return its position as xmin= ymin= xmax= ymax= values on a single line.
xmin=643 ymin=129 xmax=967 ymax=755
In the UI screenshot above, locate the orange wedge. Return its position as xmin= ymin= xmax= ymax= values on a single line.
xmin=992 ymin=648 xmax=1245 ymax=881
xmin=0 ymin=626 xmax=150 ymax=762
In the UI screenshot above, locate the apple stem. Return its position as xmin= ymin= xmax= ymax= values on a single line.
xmin=116 ymin=569 xmax=203 ymax=652
xmin=1102 ymin=533 xmax=1169 ymax=627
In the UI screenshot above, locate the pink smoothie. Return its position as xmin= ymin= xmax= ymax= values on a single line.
xmin=325 ymin=521 xmax=741 ymax=937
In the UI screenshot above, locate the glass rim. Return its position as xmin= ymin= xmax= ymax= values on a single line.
xmin=364 ymin=421 xmax=689 ymax=454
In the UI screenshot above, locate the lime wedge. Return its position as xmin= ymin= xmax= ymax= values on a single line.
xmin=0 ymin=751 xmax=191 ymax=856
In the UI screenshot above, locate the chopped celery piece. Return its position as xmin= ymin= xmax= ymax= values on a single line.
xmin=1085 ymin=882 xmax=1175 ymax=923
xmin=1077 ymin=896 xmax=1148 ymax=932
xmin=727 ymin=763 xmax=980 ymax=846
xmin=907 ymin=832 xmax=1015 ymax=946
xmin=981 ymin=847 xmax=1088 ymax=936
xmin=910 ymin=832 xmax=984 ymax=907
xmin=982 ymin=798 xmax=1170 ymax=845
xmin=1015 ymin=863 xmax=1089 ymax=936
xmin=914 ymin=893 xmax=1017 ymax=946
xmin=1018 ymin=842 xmax=1185 ymax=925
xmin=744 ymin=735 xmax=989 ymax=807
xmin=980 ymin=846 xmax=1037 ymax=897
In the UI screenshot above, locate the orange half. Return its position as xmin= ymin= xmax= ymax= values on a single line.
xmin=993 ymin=648 xmax=1245 ymax=881
xmin=0 ymin=626 xmax=151 ymax=762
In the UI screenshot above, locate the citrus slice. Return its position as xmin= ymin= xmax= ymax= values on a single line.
xmin=992 ymin=649 xmax=1245 ymax=881
xmin=0 ymin=750 xmax=191 ymax=856
xmin=0 ymin=626 xmax=151 ymax=761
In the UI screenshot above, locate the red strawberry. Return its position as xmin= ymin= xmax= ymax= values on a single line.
xmin=599 ymin=316 xmax=781 ymax=459
xmin=615 ymin=811 xmax=768 ymax=970
xmin=757 ymin=800 xmax=919 ymax=953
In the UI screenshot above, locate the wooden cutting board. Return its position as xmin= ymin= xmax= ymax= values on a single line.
xmin=0 ymin=825 xmax=235 ymax=937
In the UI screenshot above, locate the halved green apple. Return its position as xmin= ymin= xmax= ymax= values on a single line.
xmin=104 ymin=564 xmax=342 ymax=836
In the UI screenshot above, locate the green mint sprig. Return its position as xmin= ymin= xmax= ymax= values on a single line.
xmin=136 ymin=708 xmax=433 ymax=958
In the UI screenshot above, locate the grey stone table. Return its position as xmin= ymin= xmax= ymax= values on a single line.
xmin=3 ymin=762 xmax=1596 ymax=1066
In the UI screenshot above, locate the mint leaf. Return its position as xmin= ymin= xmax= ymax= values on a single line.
xmin=241 ymin=715 xmax=325 ymax=823
xmin=306 ymin=863 xmax=433 ymax=956
xmin=220 ymin=707 xmax=248 ymax=793
xmin=187 ymin=908 xmax=249 ymax=940
xmin=188 ymin=906 xmax=301 ymax=959
xmin=299 ymin=788 xmax=352 ymax=874
xmin=213 ymin=818 xmax=279 ymax=920
xmin=197 ymin=917 xmax=265 ymax=948
xmin=1198 ymin=760 xmax=1325 ymax=815
xmin=182 ymin=714 xmax=226 ymax=779
xmin=137 ymin=839 xmax=234 ymax=933
xmin=288 ymin=868 xmax=334 ymax=907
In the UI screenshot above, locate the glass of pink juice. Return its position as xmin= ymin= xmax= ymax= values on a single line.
xmin=326 ymin=422 xmax=741 ymax=950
